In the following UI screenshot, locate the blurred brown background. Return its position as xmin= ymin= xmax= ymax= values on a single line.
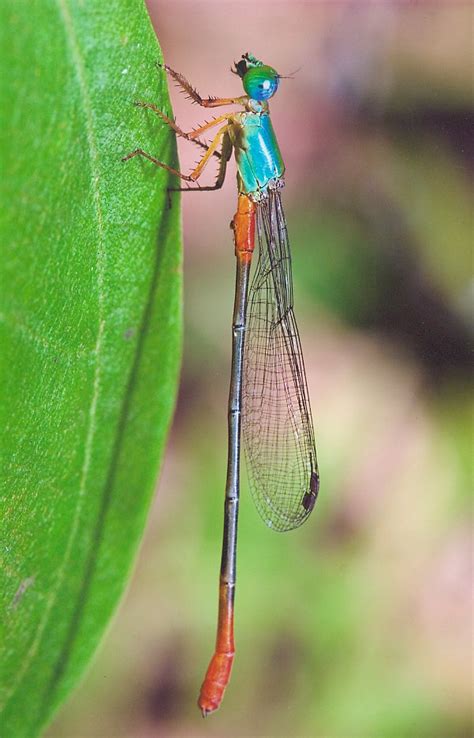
xmin=48 ymin=2 xmax=472 ymax=737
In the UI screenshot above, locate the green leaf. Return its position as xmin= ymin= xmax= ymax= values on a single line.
xmin=0 ymin=1 xmax=182 ymax=736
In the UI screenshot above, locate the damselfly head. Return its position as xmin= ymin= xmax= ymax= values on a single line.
xmin=232 ymin=52 xmax=280 ymax=101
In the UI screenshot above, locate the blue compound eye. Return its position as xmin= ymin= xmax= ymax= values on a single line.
xmin=243 ymin=65 xmax=279 ymax=101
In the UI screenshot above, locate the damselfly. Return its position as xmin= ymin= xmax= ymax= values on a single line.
xmin=123 ymin=53 xmax=320 ymax=716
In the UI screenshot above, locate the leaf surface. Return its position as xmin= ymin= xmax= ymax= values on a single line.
xmin=0 ymin=1 xmax=182 ymax=735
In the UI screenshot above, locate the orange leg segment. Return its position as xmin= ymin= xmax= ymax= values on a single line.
xmin=160 ymin=62 xmax=248 ymax=108
xmin=122 ymin=124 xmax=232 ymax=186
xmin=133 ymin=102 xmax=226 ymax=157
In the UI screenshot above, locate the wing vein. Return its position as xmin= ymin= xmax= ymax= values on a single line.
xmin=243 ymin=191 xmax=319 ymax=532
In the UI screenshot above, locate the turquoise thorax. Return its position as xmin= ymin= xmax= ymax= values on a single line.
xmin=231 ymin=111 xmax=285 ymax=197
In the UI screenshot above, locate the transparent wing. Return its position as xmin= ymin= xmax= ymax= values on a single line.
xmin=242 ymin=190 xmax=319 ymax=532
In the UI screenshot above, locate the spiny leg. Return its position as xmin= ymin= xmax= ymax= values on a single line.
xmin=170 ymin=130 xmax=232 ymax=192
xmin=158 ymin=62 xmax=247 ymax=109
xmin=186 ymin=115 xmax=230 ymax=140
xmin=133 ymin=101 xmax=227 ymax=157
xmin=188 ymin=124 xmax=231 ymax=180
xmin=134 ymin=101 xmax=228 ymax=140
xmin=122 ymin=123 xmax=232 ymax=186
xmin=121 ymin=148 xmax=194 ymax=181
xmin=134 ymin=100 xmax=196 ymax=140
